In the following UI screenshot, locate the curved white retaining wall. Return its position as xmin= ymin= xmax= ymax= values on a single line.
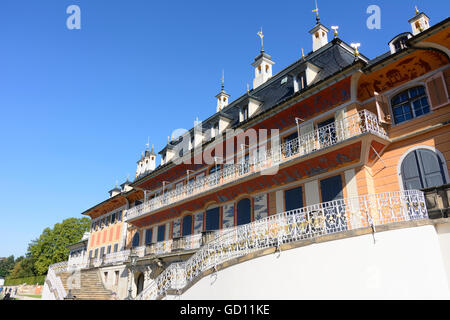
xmin=41 ymin=282 xmax=56 ymax=300
xmin=171 ymin=225 xmax=449 ymax=300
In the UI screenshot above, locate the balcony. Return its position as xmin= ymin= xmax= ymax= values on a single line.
xmin=125 ymin=110 xmax=389 ymax=222
xmin=135 ymin=190 xmax=428 ymax=300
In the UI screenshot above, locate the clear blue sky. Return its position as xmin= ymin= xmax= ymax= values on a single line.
xmin=0 ymin=0 xmax=448 ymax=258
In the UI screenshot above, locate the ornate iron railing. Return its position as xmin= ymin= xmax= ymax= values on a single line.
xmin=135 ymin=190 xmax=427 ymax=300
xmin=126 ymin=110 xmax=388 ymax=222
xmin=103 ymin=249 xmax=131 ymax=265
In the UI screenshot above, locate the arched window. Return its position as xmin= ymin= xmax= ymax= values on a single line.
xmin=132 ymin=232 xmax=140 ymax=247
xmin=136 ymin=273 xmax=144 ymax=296
xmin=182 ymin=215 xmax=193 ymax=236
xmin=391 ymin=86 xmax=430 ymax=124
xmin=401 ymin=149 xmax=447 ymax=190
xmin=236 ymin=198 xmax=251 ymax=226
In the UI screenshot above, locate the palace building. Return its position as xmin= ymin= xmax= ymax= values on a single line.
xmin=43 ymin=8 xmax=450 ymax=300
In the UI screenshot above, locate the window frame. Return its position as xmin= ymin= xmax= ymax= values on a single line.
xmin=389 ymin=85 xmax=431 ymax=125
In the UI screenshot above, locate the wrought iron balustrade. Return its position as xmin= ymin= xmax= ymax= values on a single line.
xmin=125 ymin=110 xmax=388 ymax=222
xmin=135 ymin=190 xmax=427 ymax=300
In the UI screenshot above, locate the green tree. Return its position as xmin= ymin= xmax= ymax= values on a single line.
xmin=28 ymin=217 xmax=90 ymax=275
xmin=0 ymin=255 xmax=15 ymax=277
xmin=9 ymin=256 xmax=36 ymax=278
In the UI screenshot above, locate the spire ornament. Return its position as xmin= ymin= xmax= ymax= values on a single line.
xmin=350 ymin=43 xmax=361 ymax=58
xmin=257 ymin=27 xmax=264 ymax=52
xmin=415 ymin=5 xmax=419 ymax=15
xmin=331 ymin=26 xmax=339 ymax=38
xmin=312 ymin=0 xmax=320 ymax=23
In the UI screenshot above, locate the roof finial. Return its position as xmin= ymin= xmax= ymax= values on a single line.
xmin=146 ymin=137 xmax=150 ymax=150
xmin=246 ymin=83 xmax=250 ymax=94
xmin=415 ymin=5 xmax=419 ymax=15
xmin=257 ymin=27 xmax=264 ymax=52
xmin=151 ymin=144 xmax=154 ymax=153
xmin=351 ymin=43 xmax=361 ymax=58
xmin=312 ymin=0 xmax=320 ymax=23
xmin=331 ymin=26 xmax=339 ymax=38
xmin=301 ymin=48 xmax=305 ymax=59
xmin=221 ymin=69 xmax=225 ymax=91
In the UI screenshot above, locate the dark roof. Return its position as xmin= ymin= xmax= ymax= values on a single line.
xmin=155 ymin=39 xmax=358 ymax=156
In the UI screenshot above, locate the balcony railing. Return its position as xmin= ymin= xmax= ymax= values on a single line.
xmin=135 ymin=190 xmax=427 ymax=300
xmin=126 ymin=110 xmax=388 ymax=222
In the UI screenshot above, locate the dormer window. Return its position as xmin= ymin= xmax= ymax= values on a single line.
xmin=214 ymin=123 xmax=219 ymax=137
xmin=297 ymin=72 xmax=307 ymax=91
xmin=242 ymin=105 xmax=249 ymax=122
xmin=393 ymin=37 xmax=408 ymax=52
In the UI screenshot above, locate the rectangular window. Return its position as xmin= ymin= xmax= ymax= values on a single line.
xmin=117 ymin=211 xmax=122 ymax=221
xmin=284 ymin=186 xmax=304 ymax=212
xmin=89 ymin=250 xmax=92 ymax=259
xmin=114 ymin=243 xmax=118 ymax=253
xmin=107 ymin=245 xmax=111 ymax=254
xmin=205 ymin=207 xmax=220 ymax=231
xmin=94 ymin=248 xmax=98 ymax=259
xmin=320 ymin=175 xmax=343 ymax=202
xmin=111 ymin=212 xmax=116 ymax=224
xmin=115 ymin=271 xmax=119 ymax=285
xmin=297 ymin=72 xmax=307 ymax=91
xmin=100 ymin=247 xmax=105 ymax=257
xmin=157 ymin=225 xmax=166 ymax=242
xmin=145 ymin=228 xmax=153 ymax=245
xmin=241 ymin=105 xmax=249 ymax=122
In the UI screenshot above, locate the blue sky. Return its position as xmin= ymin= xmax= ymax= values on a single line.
xmin=0 ymin=0 xmax=448 ymax=258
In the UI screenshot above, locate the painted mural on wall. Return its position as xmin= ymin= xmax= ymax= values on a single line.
xmin=173 ymin=218 xmax=181 ymax=238
xmin=255 ymin=77 xmax=351 ymax=132
xmin=357 ymin=50 xmax=447 ymax=101
xmin=222 ymin=204 xmax=234 ymax=229
xmin=193 ymin=212 xmax=204 ymax=234
xmin=132 ymin=142 xmax=362 ymax=228
xmin=254 ymin=194 xmax=268 ymax=221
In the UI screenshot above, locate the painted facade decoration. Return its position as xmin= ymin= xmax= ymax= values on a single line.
xmin=358 ymin=51 xmax=448 ymax=101
xmin=254 ymin=194 xmax=268 ymax=221
xmin=222 ymin=203 xmax=235 ymax=229
xmin=193 ymin=212 xmax=204 ymax=234
xmin=173 ymin=218 xmax=181 ymax=238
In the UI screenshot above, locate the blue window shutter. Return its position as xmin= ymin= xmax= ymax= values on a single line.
xmin=401 ymin=152 xmax=423 ymax=190
xmin=236 ymin=199 xmax=251 ymax=226
xmin=145 ymin=229 xmax=153 ymax=245
xmin=205 ymin=207 xmax=220 ymax=231
xmin=182 ymin=215 xmax=193 ymax=236
xmin=284 ymin=187 xmax=303 ymax=211
xmin=417 ymin=150 xmax=446 ymax=188
xmin=320 ymin=175 xmax=343 ymax=202
xmin=157 ymin=225 xmax=165 ymax=242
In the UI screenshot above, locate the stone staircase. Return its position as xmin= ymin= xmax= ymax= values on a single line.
xmin=58 ymin=268 xmax=113 ymax=300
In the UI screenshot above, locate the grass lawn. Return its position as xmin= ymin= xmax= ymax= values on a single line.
xmin=17 ymin=294 xmax=42 ymax=299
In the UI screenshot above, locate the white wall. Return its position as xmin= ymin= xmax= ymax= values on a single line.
xmin=41 ymin=282 xmax=56 ymax=300
xmin=435 ymin=222 xmax=450 ymax=290
xmin=175 ymin=225 xmax=449 ymax=300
